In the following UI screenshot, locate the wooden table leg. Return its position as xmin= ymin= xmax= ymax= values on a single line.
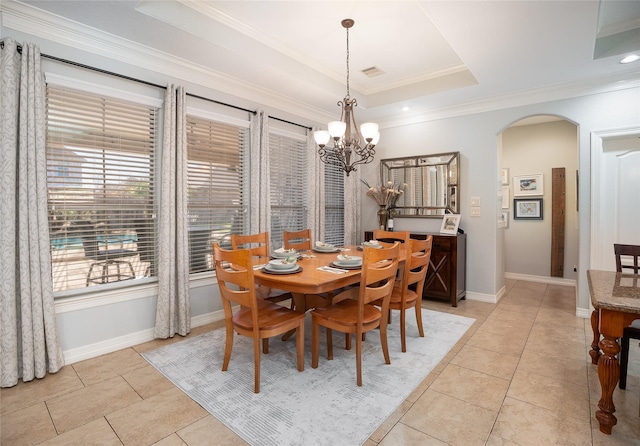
xmin=596 ymin=335 xmax=620 ymax=434
xmin=590 ymin=309 xmax=601 ymax=365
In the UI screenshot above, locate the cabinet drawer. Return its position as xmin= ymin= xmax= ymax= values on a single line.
xmin=432 ymin=236 xmax=452 ymax=251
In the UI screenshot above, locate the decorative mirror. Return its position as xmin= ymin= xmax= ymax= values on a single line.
xmin=380 ymin=151 xmax=460 ymax=217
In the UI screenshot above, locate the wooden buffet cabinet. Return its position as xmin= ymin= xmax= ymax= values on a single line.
xmin=365 ymin=231 xmax=467 ymax=307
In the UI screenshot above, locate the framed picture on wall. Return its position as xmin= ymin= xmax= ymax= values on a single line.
xmin=440 ymin=214 xmax=461 ymax=234
xmin=501 ymin=186 xmax=510 ymax=209
xmin=514 ymin=198 xmax=543 ymax=220
xmin=501 ymin=168 xmax=509 ymax=185
xmin=500 ymin=211 xmax=509 ymax=228
xmin=513 ymin=173 xmax=543 ymax=196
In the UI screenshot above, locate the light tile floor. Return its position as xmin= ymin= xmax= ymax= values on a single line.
xmin=2 ymin=279 xmax=639 ymax=445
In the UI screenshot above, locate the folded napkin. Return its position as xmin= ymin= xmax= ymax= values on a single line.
xmin=317 ymin=266 xmax=347 ymax=274
xmin=362 ymin=240 xmax=381 ymax=247
xmin=315 ymin=241 xmax=335 ymax=249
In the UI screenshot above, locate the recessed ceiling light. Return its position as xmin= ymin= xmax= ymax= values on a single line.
xmin=620 ymin=54 xmax=640 ymax=64
xmin=402 ymin=106 xmax=410 ymax=112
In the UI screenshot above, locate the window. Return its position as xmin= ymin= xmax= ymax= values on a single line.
xmin=46 ymin=84 xmax=158 ymax=294
xmin=186 ymin=112 xmax=249 ymax=273
xmin=324 ymin=163 xmax=345 ymax=246
xmin=269 ymin=130 xmax=308 ymax=249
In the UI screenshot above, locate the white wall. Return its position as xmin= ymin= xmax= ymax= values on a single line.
xmin=502 ymin=120 xmax=579 ymax=279
xmin=366 ymin=87 xmax=640 ymax=315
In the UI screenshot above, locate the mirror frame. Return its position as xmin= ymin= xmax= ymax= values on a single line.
xmin=380 ymin=151 xmax=460 ymax=218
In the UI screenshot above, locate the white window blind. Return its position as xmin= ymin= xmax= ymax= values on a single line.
xmin=46 ymin=85 xmax=158 ymax=294
xmin=269 ymin=131 xmax=308 ymax=249
xmin=186 ymin=114 xmax=249 ymax=273
xmin=324 ymin=163 xmax=345 ymax=246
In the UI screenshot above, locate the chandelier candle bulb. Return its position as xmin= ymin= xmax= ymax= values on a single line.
xmin=360 ymin=123 xmax=379 ymax=141
xmin=314 ymin=130 xmax=330 ymax=147
xmin=328 ymin=121 xmax=346 ymax=138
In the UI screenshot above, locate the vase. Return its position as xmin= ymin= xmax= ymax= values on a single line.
xmin=377 ymin=205 xmax=389 ymax=230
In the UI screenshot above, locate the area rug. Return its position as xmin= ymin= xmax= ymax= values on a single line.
xmin=142 ymin=309 xmax=475 ymax=446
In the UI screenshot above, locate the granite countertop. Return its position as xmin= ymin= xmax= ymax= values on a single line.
xmin=587 ymin=270 xmax=640 ymax=313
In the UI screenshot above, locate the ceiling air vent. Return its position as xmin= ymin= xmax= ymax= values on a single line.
xmin=361 ymin=66 xmax=385 ymax=78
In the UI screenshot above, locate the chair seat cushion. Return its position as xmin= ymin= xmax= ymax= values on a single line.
xmin=233 ymin=302 xmax=303 ymax=331
xmin=312 ymin=300 xmax=381 ymax=325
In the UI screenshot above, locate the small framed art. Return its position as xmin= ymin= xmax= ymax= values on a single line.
xmin=514 ymin=198 xmax=543 ymax=220
xmin=499 ymin=211 xmax=509 ymax=228
xmin=440 ymin=214 xmax=461 ymax=234
xmin=501 ymin=186 xmax=510 ymax=209
xmin=513 ymin=173 xmax=543 ymax=196
xmin=501 ymin=168 xmax=509 ymax=185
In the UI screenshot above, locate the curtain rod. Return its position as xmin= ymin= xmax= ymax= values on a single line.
xmin=2 ymin=39 xmax=313 ymax=127
xmin=0 ymin=39 xmax=256 ymax=115
xmin=269 ymin=115 xmax=312 ymax=131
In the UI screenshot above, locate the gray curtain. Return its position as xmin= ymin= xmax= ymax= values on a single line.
xmin=155 ymin=84 xmax=190 ymax=338
xmin=307 ymin=129 xmax=325 ymax=241
xmin=250 ymin=110 xmax=271 ymax=233
xmin=0 ymin=38 xmax=64 ymax=387
xmin=344 ymin=167 xmax=362 ymax=245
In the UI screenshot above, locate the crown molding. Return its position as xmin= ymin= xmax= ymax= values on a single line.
xmin=3 ymin=1 xmax=638 ymax=130
xmin=1 ymin=1 xmax=333 ymax=124
xmin=377 ymin=73 xmax=640 ymax=129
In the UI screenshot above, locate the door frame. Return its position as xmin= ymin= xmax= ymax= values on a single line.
xmin=590 ymin=126 xmax=640 ymax=270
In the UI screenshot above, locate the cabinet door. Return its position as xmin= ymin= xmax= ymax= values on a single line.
xmin=424 ymin=236 xmax=453 ymax=300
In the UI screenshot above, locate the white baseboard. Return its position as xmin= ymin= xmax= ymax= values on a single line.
xmin=466 ymin=291 xmax=498 ymax=304
xmin=504 ymin=272 xmax=576 ymax=287
xmin=575 ymin=308 xmax=591 ymax=319
xmin=62 ymin=309 xmax=226 ymax=365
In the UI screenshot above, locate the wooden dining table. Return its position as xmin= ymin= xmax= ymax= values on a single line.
xmin=253 ymin=245 xmax=406 ymax=311
xmin=587 ymin=269 xmax=640 ymax=435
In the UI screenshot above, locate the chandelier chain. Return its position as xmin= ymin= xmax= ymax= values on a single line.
xmin=345 ymin=26 xmax=350 ymax=98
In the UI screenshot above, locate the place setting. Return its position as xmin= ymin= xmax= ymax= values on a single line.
xmin=271 ymin=247 xmax=302 ymax=259
xmin=261 ymin=257 xmax=303 ymax=275
xmin=357 ymin=239 xmax=383 ymax=250
xmin=312 ymin=241 xmax=341 ymax=253
xmin=329 ymin=253 xmax=362 ymax=270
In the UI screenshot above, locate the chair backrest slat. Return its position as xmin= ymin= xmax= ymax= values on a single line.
xmin=361 ymin=242 xmax=400 ymax=305
xmin=614 ymin=243 xmax=640 ymax=273
xmin=213 ymin=244 xmax=258 ymax=311
xmin=283 ymin=229 xmax=312 ymax=251
xmin=231 ymin=232 xmax=270 ymax=260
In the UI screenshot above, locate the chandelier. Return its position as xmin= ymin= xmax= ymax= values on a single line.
xmin=314 ymin=19 xmax=380 ymax=176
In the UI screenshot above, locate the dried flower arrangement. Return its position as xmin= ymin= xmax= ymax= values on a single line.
xmin=360 ymin=179 xmax=406 ymax=208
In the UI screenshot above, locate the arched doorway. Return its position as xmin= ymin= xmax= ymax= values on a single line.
xmin=499 ymin=115 xmax=579 ymax=283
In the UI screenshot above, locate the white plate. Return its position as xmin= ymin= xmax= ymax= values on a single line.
xmin=272 ymin=250 xmax=298 ymax=258
xmin=314 ymin=246 xmax=339 ymax=253
xmin=333 ymin=260 xmax=362 ymax=268
xmin=335 ymin=256 xmax=362 ymax=266
xmin=264 ymin=262 xmax=298 ymax=272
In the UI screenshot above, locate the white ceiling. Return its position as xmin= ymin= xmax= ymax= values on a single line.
xmin=6 ymin=0 xmax=640 ymax=127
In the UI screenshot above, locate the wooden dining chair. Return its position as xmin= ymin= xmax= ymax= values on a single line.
xmin=615 ymin=243 xmax=640 ymax=390
xmin=231 ymin=232 xmax=291 ymax=304
xmin=283 ymin=229 xmax=312 ymax=251
xmin=373 ymin=236 xmax=432 ymax=352
xmin=372 ymin=229 xmax=407 ymax=244
xmin=311 ymin=242 xmax=400 ymax=386
xmin=213 ymin=243 xmax=305 ymax=393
